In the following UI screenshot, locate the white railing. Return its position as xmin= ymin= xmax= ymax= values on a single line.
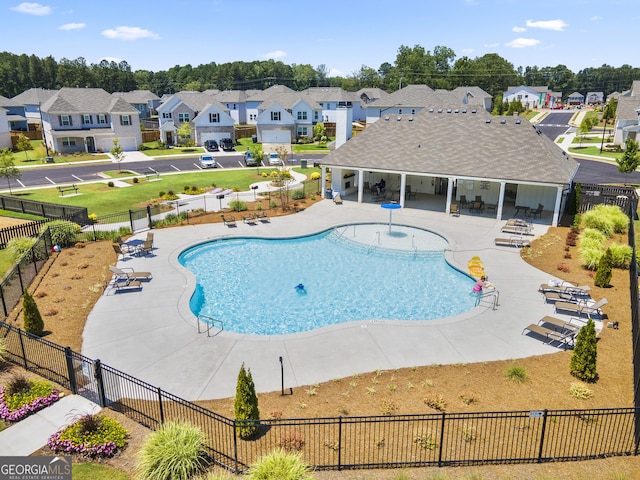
xmin=197 ymin=315 xmax=224 ymax=336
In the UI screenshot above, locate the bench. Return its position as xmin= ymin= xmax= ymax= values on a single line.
xmin=145 ymin=171 xmax=160 ymax=181
xmin=57 ymin=184 xmax=78 ymax=196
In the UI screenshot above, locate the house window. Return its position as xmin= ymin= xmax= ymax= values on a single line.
xmin=297 ymin=127 xmax=308 ymax=137
xmin=411 ymin=109 xmax=416 ymax=115
xmin=120 ymin=115 xmax=131 ymax=126
xmin=60 ymin=115 xmax=71 ymax=126
xmin=162 ymin=112 xmax=172 ymax=119
xmin=97 ymin=114 xmax=107 ymax=124
xmin=209 ymin=113 xmax=220 ymax=123
xmin=249 ymin=114 xmax=256 ymax=121
xmin=297 ymin=111 xmax=308 ymax=120
xmin=178 ymin=113 xmax=190 ymax=123
xmin=271 ymin=111 xmax=281 ymax=121
xmin=61 ymin=137 xmax=76 ymax=146
xmin=83 ymin=114 xmax=92 ymax=124
xmin=314 ymin=111 xmax=318 ymax=120
xmin=398 ymin=109 xmax=402 ymax=114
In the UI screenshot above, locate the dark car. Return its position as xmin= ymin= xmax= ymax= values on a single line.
xmin=204 ymin=140 xmax=218 ymax=152
xmin=220 ymin=138 xmax=235 ymax=151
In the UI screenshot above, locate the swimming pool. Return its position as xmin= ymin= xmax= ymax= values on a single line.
xmin=178 ymin=224 xmax=476 ymax=335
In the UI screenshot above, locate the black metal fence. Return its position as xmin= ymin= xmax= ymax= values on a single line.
xmin=0 ymin=319 xmax=637 ymax=473
xmin=577 ymin=184 xmax=637 ymax=216
xmin=0 ymin=195 xmax=88 ymax=225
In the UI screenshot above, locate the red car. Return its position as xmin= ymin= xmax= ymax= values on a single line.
xmin=552 ymin=105 xmax=564 ymax=109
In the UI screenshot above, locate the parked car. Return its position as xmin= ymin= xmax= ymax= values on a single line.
xmin=552 ymin=105 xmax=564 ymax=110
xmin=198 ymin=154 xmax=217 ymax=169
xmin=220 ymin=138 xmax=235 ymax=151
xmin=204 ymin=140 xmax=218 ymax=151
xmin=244 ymin=151 xmax=258 ymax=167
xmin=268 ymin=152 xmax=281 ymax=166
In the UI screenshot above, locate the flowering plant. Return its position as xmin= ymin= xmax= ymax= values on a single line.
xmin=0 ymin=384 xmax=60 ymax=422
xmin=48 ymin=413 xmax=128 ymax=459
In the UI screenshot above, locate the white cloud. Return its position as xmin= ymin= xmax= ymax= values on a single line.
xmin=591 ymin=15 xmax=602 ymax=21
xmin=512 ymin=26 xmax=526 ymax=32
xmin=505 ymin=37 xmax=541 ymax=48
xmin=101 ymin=26 xmax=160 ymax=40
xmin=525 ymin=19 xmax=568 ymax=31
xmin=262 ymin=50 xmax=287 ymax=60
xmin=11 ymin=2 xmax=51 ymax=15
xmin=460 ymin=48 xmax=474 ymax=55
xmin=58 ymin=22 xmax=85 ymax=30
xmin=483 ymin=43 xmax=500 ymax=48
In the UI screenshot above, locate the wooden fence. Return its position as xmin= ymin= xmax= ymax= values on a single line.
xmin=141 ymin=130 xmax=160 ymax=143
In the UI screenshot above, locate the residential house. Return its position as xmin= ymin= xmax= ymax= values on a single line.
xmin=11 ymin=88 xmax=58 ymax=126
xmin=245 ymin=85 xmax=295 ymax=125
xmin=215 ymin=90 xmax=247 ymax=124
xmin=567 ymin=92 xmax=585 ymax=106
xmin=586 ymin=92 xmax=604 ymax=106
xmin=156 ymin=91 xmax=234 ymax=145
xmin=613 ymin=80 xmax=640 ymax=146
xmin=40 ymin=87 xmax=142 ymax=153
xmin=606 ymin=91 xmax=621 ymax=103
xmin=503 ymin=85 xmax=562 ymax=109
xmin=304 ymin=87 xmax=364 ymax=122
xmin=112 ymin=90 xmax=161 ymax=119
xmin=0 ymin=95 xmax=28 ymax=132
xmin=255 ymin=92 xmax=322 ymax=146
xmin=0 ymin=108 xmax=10 ymax=149
xmin=356 ymin=87 xmax=390 ymax=108
xmin=319 ymin=106 xmax=578 ymax=227
xmin=365 ymin=84 xmax=491 ymax=124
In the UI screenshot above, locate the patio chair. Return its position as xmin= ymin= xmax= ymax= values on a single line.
xmin=255 ymin=211 xmax=269 ymax=222
xmin=469 ymin=201 xmax=484 ymax=213
xmin=554 ymin=297 xmax=608 ymax=318
xmin=522 ymin=323 xmax=576 ymax=349
xmin=538 ymin=282 xmax=591 ymax=296
xmin=138 ymin=239 xmax=154 ymax=256
xmin=333 ymin=192 xmax=343 ymax=204
xmin=115 ymin=236 xmax=133 ymax=254
xmin=221 ymin=214 xmax=237 ymax=227
xmin=542 ymin=290 xmax=587 ymax=304
xmin=405 ymin=185 xmax=416 ymax=200
xmin=450 ymin=203 xmax=460 ymax=216
xmin=243 ymin=214 xmax=257 ymax=224
xmin=459 ymin=195 xmax=468 ymax=209
xmin=537 ymin=316 xmax=581 ymax=335
xmin=529 ymin=204 xmax=544 ymax=219
xmin=112 ymin=243 xmax=129 ymax=260
xmin=109 ymin=266 xmax=152 ymax=282
xmin=111 ymin=277 xmax=143 ymax=293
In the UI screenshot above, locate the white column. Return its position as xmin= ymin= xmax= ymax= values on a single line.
xmin=399 ymin=173 xmax=406 ymax=207
xmin=552 ymin=185 xmax=563 ymax=226
xmin=496 ymin=182 xmax=506 ymax=221
xmin=445 ymin=177 xmax=453 ymax=214
xmin=321 ymin=166 xmax=327 ymax=198
xmin=357 ymin=169 xmax=364 ymax=203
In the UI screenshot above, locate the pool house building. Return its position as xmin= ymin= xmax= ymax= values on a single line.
xmin=319 ymin=106 xmax=579 ymax=226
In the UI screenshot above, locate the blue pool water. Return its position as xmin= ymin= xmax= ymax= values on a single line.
xmin=179 ymin=225 xmax=476 ymax=335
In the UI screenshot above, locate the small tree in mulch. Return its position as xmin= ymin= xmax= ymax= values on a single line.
xmin=570 ymin=319 xmax=598 ymax=382
xmin=234 ymin=363 xmax=260 ymax=439
xmin=22 ymin=289 xmax=44 ymax=336
xmin=594 ymin=248 xmax=613 ymax=288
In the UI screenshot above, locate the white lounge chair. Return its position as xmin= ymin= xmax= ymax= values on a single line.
xmin=554 ymin=298 xmax=608 ymax=318
xmin=109 ymin=266 xmax=152 ymax=282
xmin=522 ymin=323 xmax=576 ymax=349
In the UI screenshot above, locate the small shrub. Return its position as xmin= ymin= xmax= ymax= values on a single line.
xmin=414 ymin=431 xmax=438 ymax=450
xmin=234 ymin=363 xmax=260 ymax=439
xmin=270 ymin=201 xmax=277 ymax=208
xmin=608 ymin=243 xmax=633 ymax=268
xmin=292 ymin=189 xmax=305 ymax=200
xmin=570 ymin=319 xmax=598 ymax=381
xmin=564 ymin=252 xmax=572 ymax=259
xmin=462 ymin=423 xmax=476 ymax=442
xmin=158 ymin=191 xmax=166 ymax=197
xmin=0 ymin=377 xmax=59 ymax=422
xmin=556 ymin=262 xmax=570 ymax=273
xmin=278 ymin=429 xmax=305 ymax=452
xmin=42 ymin=220 xmax=81 ymax=247
xmin=107 ymin=181 xmax=114 ymax=187
xmin=6 ymin=237 xmax=37 ymax=262
xmin=228 ymin=200 xmax=248 ymax=212
xmin=581 ymin=246 xmax=604 ymax=270
xmin=132 ymin=177 xmax=139 ymax=183
xmin=569 ymin=382 xmax=593 ymax=400
xmin=22 ymin=289 xmax=44 ymax=336
xmin=184 ymin=185 xmax=190 ymax=192
xmin=424 ymin=394 xmax=446 ymax=411
xmin=459 ymin=394 xmax=477 ymax=405
xmin=48 ymin=413 xmax=128 ymax=458
xmin=247 ymin=449 xmax=313 ymax=480
xmin=505 ymin=365 xmax=527 ymax=383
xmin=136 ymin=421 xmax=207 ymax=480
xmin=594 ymin=248 xmax=613 ymax=287
xmin=380 ymin=400 xmax=397 ymax=416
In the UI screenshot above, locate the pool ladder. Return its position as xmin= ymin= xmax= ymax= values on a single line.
xmin=367 ymin=231 xmax=381 ymax=253
xmin=198 ymin=315 xmax=224 ymax=337
xmin=475 ymin=290 xmax=500 ymax=310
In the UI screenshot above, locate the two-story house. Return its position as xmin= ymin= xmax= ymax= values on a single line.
xmin=613 ymin=80 xmax=640 ymax=146
xmin=156 ymin=91 xmax=234 ymax=145
xmin=215 ymin=90 xmax=247 ymax=124
xmin=503 ymin=86 xmax=561 ymax=109
xmin=255 ymin=92 xmax=322 ymax=146
xmin=112 ymin=90 xmax=161 ymax=119
xmin=567 ymin=92 xmax=585 ymax=106
xmin=586 ymin=92 xmax=604 ymax=106
xmin=245 ymin=85 xmax=295 ymax=125
xmin=304 ymin=87 xmax=364 ymax=122
xmin=40 ymin=87 xmax=142 ymax=153
xmin=0 ymin=108 xmax=10 ymax=149
xmin=11 ymin=88 xmax=58 ymax=127
xmin=0 ymin=95 xmax=29 ymax=132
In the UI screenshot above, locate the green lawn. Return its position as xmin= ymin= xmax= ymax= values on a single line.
xmin=72 ymin=463 xmax=129 ymax=480
xmin=10 ymin=140 xmax=110 ymax=165
xmin=17 ymin=167 xmax=319 ymax=216
xmin=140 ymin=147 xmax=204 ymax=156
xmin=567 ymin=146 xmax=622 ymax=159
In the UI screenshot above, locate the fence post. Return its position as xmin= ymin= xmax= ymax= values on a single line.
xmin=157 ymin=387 xmax=165 ymax=425
xmin=129 ymin=210 xmax=134 ymax=233
xmin=0 ymin=284 xmax=7 ymax=318
xmin=93 ymin=359 xmax=107 ymax=408
xmin=233 ymin=420 xmax=240 ymax=474
xmin=537 ymin=409 xmax=549 ymax=462
xmin=18 ymin=328 xmax=28 ymax=370
xmin=64 ymin=347 xmax=77 ymax=394
xmin=17 ymin=264 xmax=24 ymax=293
xmin=437 ymin=412 xmax=446 ymax=467
xmin=147 ymin=206 xmax=153 ymax=230
xmin=336 ymin=416 xmax=343 ymax=470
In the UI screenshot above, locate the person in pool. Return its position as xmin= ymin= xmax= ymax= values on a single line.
xmin=473 ymin=276 xmax=494 ymax=295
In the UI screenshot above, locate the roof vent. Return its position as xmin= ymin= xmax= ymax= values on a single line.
xmin=462 ymin=109 xmax=467 ymax=113
xmin=384 ymin=116 xmax=390 ymax=121
xmin=485 ymin=118 xmax=491 ymax=124
xmin=397 ymin=116 xmax=402 ymax=121
xmin=515 ymin=118 xmax=522 ymax=124
xmin=429 ymin=108 xmax=434 ymax=113
xmin=408 ymin=116 xmax=414 ymax=121
xmin=471 ymin=109 xmax=477 ymax=113
xmin=447 ymin=108 xmax=452 ymax=113
xmin=438 ymin=108 xmax=443 ymax=113
xmin=454 ymin=109 xmax=459 ymax=113
xmin=500 ymin=119 xmax=506 ymax=124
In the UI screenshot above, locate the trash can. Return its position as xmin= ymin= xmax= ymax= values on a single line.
xmin=300 ymin=159 xmax=307 ymax=169
xmin=251 ymin=134 xmax=257 ymax=143
xmin=325 ymin=189 xmax=332 ymax=199
xmin=45 ymin=156 xmax=54 ymax=163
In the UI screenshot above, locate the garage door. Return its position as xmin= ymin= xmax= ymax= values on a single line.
xmin=261 ymin=130 xmax=291 ymax=144
xmin=118 ymin=137 xmax=137 ymax=151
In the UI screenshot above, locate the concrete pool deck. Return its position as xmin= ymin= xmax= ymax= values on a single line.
xmin=83 ymin=200 xmax=577 ymax=400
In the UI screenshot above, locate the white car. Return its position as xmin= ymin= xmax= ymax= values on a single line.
xmin=268 ymin=152 xmax=281 ymax=166
xmin=199 ymin=154 xmax=217 ymax=169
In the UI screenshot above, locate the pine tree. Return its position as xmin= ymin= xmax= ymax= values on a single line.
xmin=570 ymin=319 xmax=598 ymax=381
xmin=22 ymin=288 xmax=44 ymax=336
xmin=594 ymin=248 xmax=613 ymax=288
xmin=234 ymin=363 xmax=260 ymax=439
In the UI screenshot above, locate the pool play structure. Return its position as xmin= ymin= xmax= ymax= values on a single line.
xmin=179 ymin=223 xmax=478 ymax=335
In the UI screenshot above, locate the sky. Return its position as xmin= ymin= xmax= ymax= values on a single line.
xmin=3 ymin=0 xmax=639 ymax=77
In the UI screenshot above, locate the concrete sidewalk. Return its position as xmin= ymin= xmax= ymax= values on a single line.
xmin=0 ymin=394 xmax=99 ymax=456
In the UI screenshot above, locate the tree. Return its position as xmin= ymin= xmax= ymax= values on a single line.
xmin=23 ymin=288 xmax=44 ymax=336
xmin=234 ymin=363 xmax=260 ymax=439
xmin=594 ymin=248 xmax=613 ymax=288
xmin=616 ymin=138 xmax=639 ymax=184
xmin=577 ymin=117 xmax=593 ymax=147
xmin=110 ymin=138 xmax=125 ymax=171
xmin=15 ymin=135 xmax=33 ymax=162
xmin=570 ymin=318 xmax=598 ymax=382
xmin=248 ymin=144 xmax=264 ymax=166
xmin=0 ymin=148 xmax=21 ymax=194
xmin=313 ymin=122 xmax=326 ymax=141
xmin=176 ymin=121 xmax=193 ymax=147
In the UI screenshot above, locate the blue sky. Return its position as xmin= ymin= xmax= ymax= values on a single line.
xmin=4 ymin=0 xmax=639 ymax=77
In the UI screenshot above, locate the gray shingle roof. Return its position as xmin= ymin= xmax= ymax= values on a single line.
xmin=616 ymin=86 xmax=640 ymax=120
xmin=169 ymin=91 xmax=227 ymax=112
xmin=370 ymin=84 xmax=489 ymax=109
xmin=0 ymin=95 xmax=22 ymax=108
xmin=246 ymin=84 xmax=294 ymax=101
xmin=11 ymin=88 xmax=58 ymax=105
xmin=40 ymin=88 xmax=138 ymax=114
xmin=112 ymin=90 xmax=160 ymax=104
xmin=215 ymin=90 xmax=247 ymax=103
xmin=304 ymin=87 xmax=360 ymax=103
xmin=320 ymin=109 xmax=578 ymax=185
xmin=257 ymin=91 xmax=322 ymax=110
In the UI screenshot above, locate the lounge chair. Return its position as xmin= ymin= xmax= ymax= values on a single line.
xmin=255 ymin=211 xmax=269 ymax=222
xmin=450 ymin=203 xmax=460 ymax=217
xmin=501 ymin=224 xmax=534 ymax=235
xmin=243 ymin=214 xmax=256 ymax=225
xmin=538 ymin=282 xmax=591 ymax=296
xmin=221 ymin=214 xmax=236 ymax=227
xmin=522 ymin=323 xmax=576 ymax=349
xmin=554 ymin=298 xmax=608 ymax=318
xmin=333 ymin=192 xmax=343 ymax=204
xmin=109 ymin=266 xmax=152 ymax=282
xmin=111 ymin=277 xmax=143 ymax=292
xmin=542 ymin=291 xmax=587 ymax=303
xmin=537 ymin=315 xmax=581 ymax=334
xmin=494 ymin=236 xmax=530 ymax=248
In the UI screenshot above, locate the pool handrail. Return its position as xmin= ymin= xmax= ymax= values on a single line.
xmin=197 ymin=315 xmax=224 ymax=336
